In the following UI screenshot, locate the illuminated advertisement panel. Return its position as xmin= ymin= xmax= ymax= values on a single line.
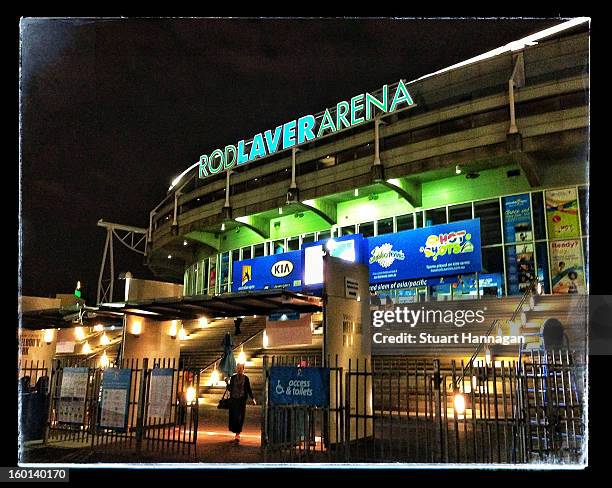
xmin=232 ymin=250 xmax=303 ymax=292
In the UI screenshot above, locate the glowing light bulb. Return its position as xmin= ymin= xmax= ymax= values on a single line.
xmin=43 ymin=329 xmax=54 ymax=344
xmin=81 ymin=341 xmax=92 ymax=355
xmin=93 ymin=324 xmax=104 ymax=332
xmin=186 ymin=386 xmax=196 ymax=404
xmin=131 ymin=321 xmax=142 ymax=336
xmin=169 ymin=320 xmax=178 ymax=338
xmin=485 ymin=347 xmax=492 ymax=365
xmin=100 ymin=351 xmax=110 ymax=368
xmin=100 ymin=333 xmax=110 ymax=346
xmin=198 ymin=317 xmax=208 ymax=328
xmin=210 ymin=369 xmax=220 ymax=386
xmin=237 ymin=348 xmax=246 ymax=365
xmin=179 ymin=326 xmax=188 ymax=340
xmin=74 ymin=327 xmax=85 ymax=341
xmin=263 ymin=330 xmax=269 ymax=349
xmin=454 ymin=393 xmax=466 ymax=415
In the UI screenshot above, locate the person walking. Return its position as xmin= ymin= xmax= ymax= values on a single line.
xmin=226 ymin=363 xmax=256 ymax=443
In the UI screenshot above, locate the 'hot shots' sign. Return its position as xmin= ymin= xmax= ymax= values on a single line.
xmin=367 ymin=219 xmax=482 ymax=284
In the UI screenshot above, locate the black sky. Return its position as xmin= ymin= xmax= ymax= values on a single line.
xmin=19 ymin=17 xmax=562 ymax=303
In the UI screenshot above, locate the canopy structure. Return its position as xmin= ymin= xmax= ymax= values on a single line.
xmin=19 ymin=306 xmax=124 ymax=330
xmin=97 ymin=289 xmax=323 ymax=321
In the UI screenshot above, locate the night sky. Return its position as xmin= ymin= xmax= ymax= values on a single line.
xmin=19 ymin=17 xmax=562 ymax=304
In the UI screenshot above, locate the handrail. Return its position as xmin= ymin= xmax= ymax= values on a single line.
xmin=455 ymin=278 xmax=539 ymax=389
xmin=198 ymin=327 xmax=266 ymax=377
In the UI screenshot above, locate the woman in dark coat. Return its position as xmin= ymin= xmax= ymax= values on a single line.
xmin=227 ymin=363 xmax=256 ymax=443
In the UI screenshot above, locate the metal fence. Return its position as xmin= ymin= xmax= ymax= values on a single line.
xmin=263 ymin=350 xmax=585 ymax=464
xmin=44 ymin=357 xmax=200 ymax=457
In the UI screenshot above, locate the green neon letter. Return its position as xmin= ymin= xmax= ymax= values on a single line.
xmin=249 ymin=133 xmax=267 ymax=160
xmin=224 ymin=145 xmax=237 ymax=170
xmin=297 ymin=115 xmax=316 ymax=144
xmin=209 ymin=149 xmax=224 ymax=174
xmin=264 ymin=126 xmax=283 ymax=154
xmin=282 ymin=120 xmax=297 ymax=149
xmin=365 ymin=85 xmax=388 ymax=120
xmin=237 ymin=140 xmax=249 ymax=165
xmin=350 ymin=94 xmax=365 ymax=125
xmin=317 ymin=109 xmax=336 ymax=137
xmin=336 ymin=101 xmax=350 ymax=130
xmin=198 ymin=154 xmax=209 ymax=178
xmin=390 ymin=79 xmax=414 ymax=112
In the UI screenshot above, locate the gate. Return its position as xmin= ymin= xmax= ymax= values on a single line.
xmin=262 ymin=354 xmax=344 ymax=462
xmin=263 ymin=351 xmax=585 ymax=464
xmin=44 ymin=357 xmax=200 ymax=459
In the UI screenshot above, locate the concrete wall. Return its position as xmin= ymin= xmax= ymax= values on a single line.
xmin=122 ymin=315 xmax=181 ymax=364
xmin=126 ymin=278 xmax=183 ymax=301
xmin=324 ymin=256 xmax=372 ymax=441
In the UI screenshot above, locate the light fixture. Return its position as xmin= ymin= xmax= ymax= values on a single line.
xmin=183 ymin=240 xmax=188 ymax=246
xmin=179 ymin=326 xmax=188 ymax=340
xmin=186 ymin=386 xmax=197 ymax=404
xmin=455 ymin=165 xmax=462 ymax=175
xmin=100 ymin=333 xmax=111 ymax=346
xmin=263 ymin=330 xmax=269 ymax=348
xmin=93 ymin=323 xmax=104 ymax=332
xmin=74 ymin=327 xmax=85 ymax=341
xmin=81 ymin=341 xmax=92 ymax=355
xmin=221 ymin=223 xmax=226 ymax=232
xmin=237 ymin=347 xmax=246 ymax=365
xmin=168 ymin=254 xmax=172 ymax=259
xmin=279 ymin=207 xmax=283 ymax=215
xmin=354 ymin=188 xmax=359 ymax=197
xmin=485 ymin=346 xmax=492 ymax=366
xmin=43 ymin=329 xmax=54 ymax=345
xmin=131 ymin=321 xmax=142 ymax=336
xmin=198 ymin=317 xmax=208 ymax=328
xmin=210 ymin=369 xmax=220 ymax=386
xmin=454 ymin=393 xmax=466 ymax=415
xmin=169 ymin=320 xmax=178 ymax=338
xmin=100 ymin=350 xmax=110 ymax=369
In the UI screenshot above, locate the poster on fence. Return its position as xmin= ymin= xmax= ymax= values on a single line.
xmin=58 ymin=367 xmax=89 ymax=423
xmin=148 ymin=368 xmax=173 ymax=419
xmin=100 ymin=368 xmax=132 ymax=430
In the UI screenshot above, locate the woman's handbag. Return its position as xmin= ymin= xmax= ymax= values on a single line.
xmin=217 ymin=388 xmax=230 ymax=409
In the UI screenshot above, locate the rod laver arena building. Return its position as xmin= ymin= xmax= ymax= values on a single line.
xmin=20 ymin=20 xmax=589 ymax=465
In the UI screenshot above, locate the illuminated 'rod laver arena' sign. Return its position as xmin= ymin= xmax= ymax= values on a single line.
xmin=198 ymin=80 xmax=414 ymax=178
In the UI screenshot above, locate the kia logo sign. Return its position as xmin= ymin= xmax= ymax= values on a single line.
xmin=271 ymin=260 xmax=294 ymax=278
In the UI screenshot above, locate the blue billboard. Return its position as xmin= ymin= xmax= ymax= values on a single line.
xmin=367 ymin=218 xmax=482 ymax=284
xmin=232 ymin=250 xmax=303 ymax=292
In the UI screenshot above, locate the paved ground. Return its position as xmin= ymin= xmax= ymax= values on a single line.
xmin=21 ymin=405 xmax=265 ymax=465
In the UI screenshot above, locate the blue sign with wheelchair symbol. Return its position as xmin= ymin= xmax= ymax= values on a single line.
xmin=269 ymin=366 xmax=330 ymax=407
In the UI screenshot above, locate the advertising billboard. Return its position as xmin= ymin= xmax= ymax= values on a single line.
xmin=232 ymin=250 xmax=303 ymax=292
xmin=367 ymin=219 xmax=482 ymax=284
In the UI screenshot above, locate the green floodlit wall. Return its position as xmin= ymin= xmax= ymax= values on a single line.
xmin=213 ymin=165 xmax=535 ymax=253
xmin=421 ymin=164 xmax=530 ymax=208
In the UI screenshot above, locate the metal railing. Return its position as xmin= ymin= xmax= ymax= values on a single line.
xmin=198 ymin=327 xmax=265 ymax=377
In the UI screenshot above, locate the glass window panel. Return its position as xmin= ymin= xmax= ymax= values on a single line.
xmin=359 ymin=221 xmax=375 ymax=238
xmin=448 ymin=203 xmax=472 ymax=223
xmin=219 ymin=252 xmax=230 ymax=293
xmin=396 ymin=213 xmax=413 ymax=232
xmin=502 ymin=194 xmax=532 ymax=244
xmin=531 ymin=192 xmax=546 ymax=240
xmin=475 ymin=199 xmax=502 ymax=246
xmin=415 ymin=211 xmax=424 ymax=229
xmin=377 ymin=217 xmax=394 ymax=235
xmin=425 ymin=207 xmax=447 ymax=226
xmin=318 ymin=229 xmax=332 ymax=241
xmin=287 ymin=237 xmax=299 ymax=251
xmin=340 ymin=225 xmax=356 ymax=236
xmin=253 ymin=243 xmax=265 ymax=257
xmin=273 ymin=240 xmax=285 ymax=254
xmin=301 ymin=233 xmax=315 ymax=247
xmin=242 ymin=246 xmax=252 ymax=260
xmin=535 ymin=242 xmax=551 ymax=294
xmin=481 ymin=247 xmax=505 ymax=297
